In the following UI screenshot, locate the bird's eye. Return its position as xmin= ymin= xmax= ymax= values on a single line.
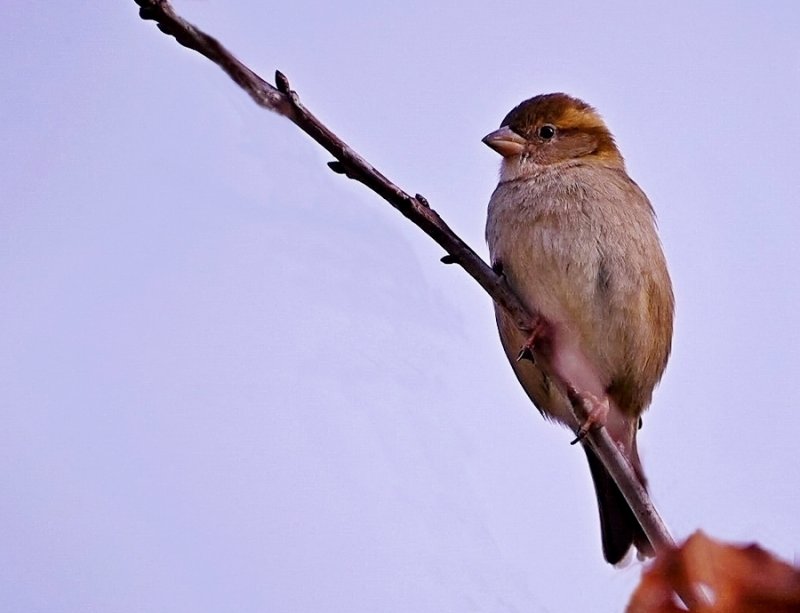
xmin=538 ymin=125 xmax=556 ymax=140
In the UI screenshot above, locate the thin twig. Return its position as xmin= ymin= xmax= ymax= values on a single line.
xmin=133 ymin=0 xmax=686 ymax=590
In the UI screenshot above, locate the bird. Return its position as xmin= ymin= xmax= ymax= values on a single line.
xmin=483 ymin=93 xmax=674 ymax=564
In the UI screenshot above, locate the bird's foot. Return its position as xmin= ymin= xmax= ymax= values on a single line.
xmin=516 ymin=317 xmax=548 ymax=363
xmin=569 ymin=390 xmax=610 ymax=445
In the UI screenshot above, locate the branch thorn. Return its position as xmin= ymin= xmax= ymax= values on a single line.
xmin=441 ymin=255 xmax=457 ymax=264
xmin=275 ymin=70 xmax=291 ymax=94
xmin=327 ymin=161 xmax=360 ymax=180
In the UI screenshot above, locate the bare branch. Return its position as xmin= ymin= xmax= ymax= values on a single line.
xmin=134 ymin=0 xmax=292 ymax=116
xmin=133 ymin=0 xmax=682 ymax=581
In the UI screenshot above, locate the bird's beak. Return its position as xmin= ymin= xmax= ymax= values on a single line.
xmin=482 ymin=126 xmax=526 ymax=157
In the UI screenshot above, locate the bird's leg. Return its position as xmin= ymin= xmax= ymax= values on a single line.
xmin=568 ymin=388 xmax=610 ymax=445
xmin=516 ymin=316 xmax=548 ymax=363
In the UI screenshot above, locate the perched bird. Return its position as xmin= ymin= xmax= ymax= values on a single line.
xmin=483 ymin=93 xmax=674 ymax=564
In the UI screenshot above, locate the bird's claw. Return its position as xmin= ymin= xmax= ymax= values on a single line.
xmin=569 ymin=391 xmax=610 ymax=445
xmin=515 ymin=317 xmax=547 ymax=363
xmin=516 ymin=346 xmax=535 ymax=363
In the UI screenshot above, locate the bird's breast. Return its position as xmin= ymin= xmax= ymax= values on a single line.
xmin=485 ymin=165 xmax=674 ymax=418
xmin=486 ymin=175 xmax=600 ymax=327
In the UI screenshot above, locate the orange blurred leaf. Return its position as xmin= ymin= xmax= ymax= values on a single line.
xmin=627 ymin=531 xmax=800 ymax=612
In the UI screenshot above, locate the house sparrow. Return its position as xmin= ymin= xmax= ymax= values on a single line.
xmin=483 ymin=93 xmax=674 ymax=564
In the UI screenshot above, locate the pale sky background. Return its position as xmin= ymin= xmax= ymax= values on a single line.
xmin=2 ymin=2 xmax=799 ymax=612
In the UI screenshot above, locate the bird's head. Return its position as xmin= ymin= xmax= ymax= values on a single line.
xmin=483 ymin=93 xmax=624 ymax=180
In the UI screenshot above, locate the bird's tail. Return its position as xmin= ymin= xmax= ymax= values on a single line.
xmin=583 ymin=438 xmax=654 ymax=564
